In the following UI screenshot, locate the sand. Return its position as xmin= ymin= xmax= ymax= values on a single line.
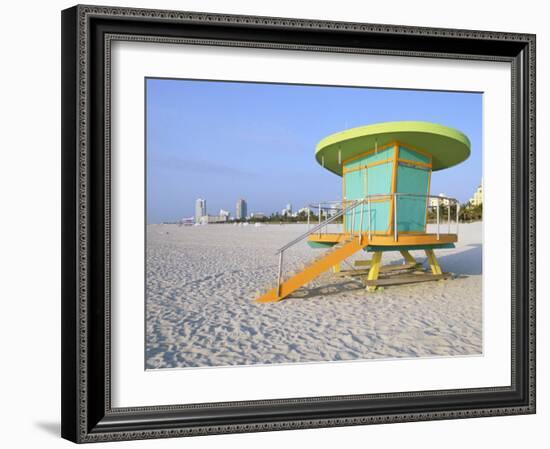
xmin=145 ymin=222 xmax=482 ymax=369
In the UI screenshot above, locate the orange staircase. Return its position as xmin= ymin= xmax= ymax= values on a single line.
xmin=255 ymin=236 xmax=367 ymax=303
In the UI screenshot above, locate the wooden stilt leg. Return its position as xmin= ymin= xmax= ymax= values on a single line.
xmin=424 ymin=249 xmax=442 ymax=275
xmin=399 ymin=250 xmax=416 ymax=264
xmin=366 ymin=252 xmax=382 ymax=292
xmin=332 ymin=263 xmax=341 ymax=273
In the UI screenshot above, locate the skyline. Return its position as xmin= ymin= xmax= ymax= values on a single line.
xmin=183 ymin=188 xmax=481 ymax=223
xmin=146 ymin=78 xmax=482 ymax=224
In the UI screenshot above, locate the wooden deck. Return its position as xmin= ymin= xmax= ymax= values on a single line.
xmin=362 ymin=272 xmax=451 ymax=287
xmin=334 ymin=261 xmax=423 ymax=277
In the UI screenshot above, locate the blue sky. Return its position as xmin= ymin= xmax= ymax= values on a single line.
xmin=146 ymin=78 xmax=482 ymax=223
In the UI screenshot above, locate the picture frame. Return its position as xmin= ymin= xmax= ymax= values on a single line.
xmin=61 ymin=4 xmax=536 ymax=443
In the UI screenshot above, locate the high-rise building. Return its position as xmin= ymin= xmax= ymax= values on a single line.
xmin=195 ymin=198 xmax=206 ymax=223
xmin=469 ymin=184 xmax=483 ymax=206
xmin=236 ymin=199 xmax=247 ymax=220
xmin=281 ymin=203 xmax=293 ymax=217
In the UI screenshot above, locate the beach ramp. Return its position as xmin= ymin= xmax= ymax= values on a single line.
xmin=256 ymin=236 xmax=366 ymax=303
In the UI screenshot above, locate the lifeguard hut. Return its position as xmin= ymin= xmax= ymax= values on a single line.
xmin=256 ymin=121 xmax=470 ymax=303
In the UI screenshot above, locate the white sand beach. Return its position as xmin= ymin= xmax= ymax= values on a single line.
xmin=146 ymin=222 xmax=482 ymax=369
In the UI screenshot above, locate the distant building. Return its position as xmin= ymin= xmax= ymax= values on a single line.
xmin=180 ymin=217 xmax=195 ymax=226
xmin=298 ymin=207 xmax=311 ymax=216
xmin=195 ymin=198 xmax=206 ymax=223
xmin=429 ymin=193 xmax=450 ymax=207
xmin=281 ymin=203 xmax=292 ymax=217
xmin=200 ymin=214 xmax=227 ymax=224
xmin=236 ymin=199 xmax=247 ymax=220
xmin=250 ymin=212 xmax=267 ymax=219
xmin=219 ymin=209 xmax=230 ymax=220
xmin=469 ymin=184 xmax=483 ymax=207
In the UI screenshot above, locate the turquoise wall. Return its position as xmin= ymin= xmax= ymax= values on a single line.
xmin=345 ymin=200 xmax=391 ymax=233
xmin=344 ymin=159 xmax=392 ymax=233
xmin=342 ymin=144 xmax=431 ymax=234
xmin=367 ymin=162 xmax=393 ymax=195
xmin=396 ymin=164 xmax=430 ymax=232
xmin=344 ymin=169 xmax=364 ymax=199
xmin=398 ymin=146 xmax=430 ymax=164
xmin=344 ymin=146 xmax=393 ymax=171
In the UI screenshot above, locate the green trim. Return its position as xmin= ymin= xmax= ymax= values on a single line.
xmin=316 ymin=121 xmax=470 ymax=175
xmin=307 ymin=241 xmax=337 ymax=249
xmin=363 ymin=243 xmax=455 ymax=252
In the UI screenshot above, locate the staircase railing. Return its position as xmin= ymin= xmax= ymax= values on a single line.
xmin=274 ymin=199 xmax=367 ymax=296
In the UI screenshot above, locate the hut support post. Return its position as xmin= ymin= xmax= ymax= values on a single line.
xmin=366 ymin=252 xmax=383 ymax=292
xmin=400 ymin=250 xmax=416 ymax=265
xmin=425 ymin=249 xmax=442 ymax=275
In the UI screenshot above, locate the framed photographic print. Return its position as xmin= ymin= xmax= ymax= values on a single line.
xmin=61 ymin=4 xmax=536 ymax=443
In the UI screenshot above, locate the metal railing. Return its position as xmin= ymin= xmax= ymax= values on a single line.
xmin=421 ymin=193 xmax=460 ymax=240
xmin=272 ymin=193 xmax=460 ymax=296
xmin=306 ymin=194 xmax=460 ymax=239
xmin=274 ymin=199 xmax=365 ymax=296
xmin=305 ymin=201 xmax=343 ymax=233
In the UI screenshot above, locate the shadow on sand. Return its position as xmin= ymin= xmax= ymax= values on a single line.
xmin=288 ymin=244 xmax=482 ymax=300
xmin=290 ymin=279 xmax=365 ymax=300
xmin=433 ymin=244 xmax=482 ymax=276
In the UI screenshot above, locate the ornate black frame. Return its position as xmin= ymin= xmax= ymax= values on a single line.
xmin=61 ymin=4 xmax=536 ymax=443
